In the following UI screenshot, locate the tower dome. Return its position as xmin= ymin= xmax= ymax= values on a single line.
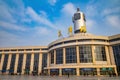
xmin=72 ymin=8 xmax=87 ymax=33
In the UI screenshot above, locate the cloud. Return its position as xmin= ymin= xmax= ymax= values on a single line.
xmin=39 ymin=11 xmax=47 ymax=18
xmin=0 ymin=30 xmax=20 ymax=47
xmin=35 ymin=27 xmax=51 ymax=35
xmin=0 ymin=1 xmax=16 ymax=23
xmin=86 ymin=19 xmax=96 ymax=28
xmin=105 ymin=15 xmax=120 ymax=28
xmin=61 ymin=2 xmax=76 ymax=17
xmin=102 ymin=7 xmax=120 ymax=16
xmin=26 ymin=7 xmax=57 ymax=29
xmin=48 ymin=0 xmax=57 ymax=5
xmin=0 ymin=21 xmax=26 ymax=31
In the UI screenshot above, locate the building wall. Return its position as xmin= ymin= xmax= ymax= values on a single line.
xmin=109 ymin=34 xmax=120 ymax=75
xmin=0 ymin=46 xmax=48 ymax=75
xmin=46 ymin=33 xmax=118 ymax=76
xmin=0 ymin=33 xmax=120 ymax=76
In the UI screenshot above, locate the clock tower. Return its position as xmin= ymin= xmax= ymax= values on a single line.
xmin=72 ymin=8 xmax=87 ymax=33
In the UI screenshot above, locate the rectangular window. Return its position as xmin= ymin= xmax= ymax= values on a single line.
xmin=26 ymin=49 xmax=32 ymax=51
xmin=112 ymin=44 xmax=120 ymax=66
xmin=56 ymin=48 xmax=63 ymax=64
xmin=2 ymin=54 xmax=9 ymax=72
xmin=33 ymin=48 xmax=40 ymax=51
xmin=79 ymin=45 xmax=92 ymax=63
xmin=66 ymin=46 xmax=77 ymax=63
xmin=33 ymin=53 xmax=39 ymax=72
xmin=18 ymin=49 xmax=24 ymax=51
xmin=4 ymin=50 xmax=9 ymax=52
xmin=11 ymin=49 xmax=17 ymax=51
xmin=42 ymin=53 xmax=47 ymax=69
xmin=50 ymin=50 xmax=54 ymax=64
xmin=25 ymin=54 xmax=31 ymax=74
xmin=10 ymin=54 xmax=16 ymax=73
xmin=95 ymin=46 xmax=107 ymax=61
xmin=17 ymin=54 xmax=23 ymax=73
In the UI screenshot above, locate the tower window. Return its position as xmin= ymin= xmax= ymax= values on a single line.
xmin=74 ymin=13 xmax=80 ymax=20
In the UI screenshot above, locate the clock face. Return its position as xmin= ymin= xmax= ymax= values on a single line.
xmin=74 ymin=13 xmax=80 ymax=20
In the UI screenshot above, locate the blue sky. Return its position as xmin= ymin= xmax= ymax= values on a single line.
xmin=0 ymin=0 xmax=120 ymax=47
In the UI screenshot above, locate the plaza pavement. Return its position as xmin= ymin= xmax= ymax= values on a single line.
xmin=0 ymin=75 xmax=120 ymax=80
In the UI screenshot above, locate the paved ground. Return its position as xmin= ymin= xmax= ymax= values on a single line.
xmin=0 ymin=75 xmax=120 ymax=80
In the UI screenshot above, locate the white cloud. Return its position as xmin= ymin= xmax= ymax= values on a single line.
xmin=85 ymin=5 xmax=98 ymax=17
xmin=39 ymin=11 xmax=47 ymax=18
xmin=0 ymin=21 xmax=26 ymax=31
xmin=0 ymin=1 xmax=16 ymax=23
xmin=35 ymin=27 xmax=51 ymax=35
xmin=61 ymin=2 xmax=76 ymax=17
xmin=86 ymin=19 xmax=96 ymax=28
xmin=26 ymin=7 xmax=57 ymax=29
xmin=105 ymin=15 xmax=120 ymax=28
xmin=102 ymin=7 xmax=120 ymax=16
xmin=0 ymin=30 xmax=20 ymax=47
xmin=48 ymin=0 xmax=57 ymax=5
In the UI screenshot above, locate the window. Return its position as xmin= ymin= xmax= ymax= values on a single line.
xmin=10 ymin=54 xmax=16 ymax=73
xmin=74 ymin=13 xmax=80 ymax=20
xmin=25 ymin=54 xmax=31 ymax=73
xmin=33 ymin=48 xmax=40 ymax=51
xmin=33 ymin=53 xmax=39 ymax=72
xmin=66 ymin=46 xmax=77 ymax=63
xmin=4 ymin=50 xmax=9 ymax=52
xmin=11 ymin=49 xmax=17 ymax=51
xmin=56 ymin=48 xmax=63 ymax=64
xmin=112 ymin=44 xmax=120 ymax=66
xmin=50 ymin=50 xmax=54 ymax=64
xmin=94 ymin=39 xmax=106 ymax=42
xmin=41 ymin=48 xmax=48 ymax=50
xmin=109 ymin=38 xmax=120 ymax=42
xmin=0 ymin=50 xmax=2 ymax=52
xmin=54 ymin=42 xmax=63 ymax=46
xmin=18 ymin=49 xmax=24 ymax=51
xmin=50 ymin=69 xmax=59 ymax=75
xmin=79 ymin=45 xmax=92 ymax=63
xmin=62 ymin=68 xmax=76 ymax=75
xmin=26 ymin=49 xmax=32 ymax=51
xmin=95 ymin=46 xmax=107 ymax=61
xmin=2 ymin=54 xmax=9 ymax=72
xmin=42 ymin=53 xmax=47 ymax=68
xmin=64 ymin=40 xmax=76 ymax=44
xmin=17 ymin=54 xmax=23 ymax=73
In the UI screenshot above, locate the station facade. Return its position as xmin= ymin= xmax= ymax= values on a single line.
xmin=0 ymin=8 xmax=120 ymax=76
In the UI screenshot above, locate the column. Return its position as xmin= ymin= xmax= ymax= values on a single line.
xmin=105 ymin=46 xmax=110 ymax=65
xmin=48 ymin=69 xmax=50 ymax=76
xmin=92 ymin=45 xmax=96 ymax=64
xmin=114 ymin=67 xmax=118 ymax=76
xmin=76 ymin=46 xmax=80 ymax=64
xmin=0 ymin=54 xmax=4 ymax=71
xmin=38 ymin=53 xmax=42 ymax=74
xmin=109 ymin=46 xmax=115 ymax=65
xmin=63 ymin=48 xmax=66 ymax=65
xmin=97 ymin=68 xmax=100 ymax=76
xmin=22 ymin=53 xmax=26 ymax=74
xmin=14 ymin=54 xmax=19 ymax=74
xmin=6 ymin=54 xmax=12 ymax=73
xmin=76 ymin=68 xmax=80 ymax=76
xmin=47 ymin=53 xmax=50 ymax=67
xmin=30 ymin=53 xmax=34 ymax=74
xmin=59 ymin=68 xmax=62 ymax=76
xmin=54 ymin=50 xmax=56 ymax=65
